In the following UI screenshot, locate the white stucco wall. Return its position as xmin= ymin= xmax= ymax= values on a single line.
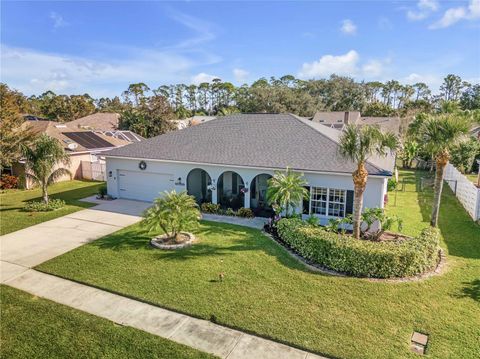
xmin=106 ymin=157 xmax=388 ymax=216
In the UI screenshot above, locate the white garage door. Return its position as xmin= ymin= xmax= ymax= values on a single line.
xmin=118 ymin=170 xmax=174 ymax=202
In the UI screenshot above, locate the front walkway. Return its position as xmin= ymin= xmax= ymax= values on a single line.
xmin=1 ymin=198 xmax=326 ymax=359
xmin=201 ymin=214 xmax=266 ymax=229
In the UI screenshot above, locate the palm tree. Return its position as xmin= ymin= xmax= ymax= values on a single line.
xmin=142 ymin=190 xmax=200 ymax=242
xmin=419 ymin=114 xmax=469 ymax=227
xmin=22 ymin=134 xmax=71 ymax=204
xmin=339 ymin=125 xmax=398 ymax=239
xmin=266 ymin=168 xmax=308 ymax=217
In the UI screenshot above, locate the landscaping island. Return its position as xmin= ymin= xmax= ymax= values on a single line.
xmin=273 ymin=218 xmax=441 ymax=279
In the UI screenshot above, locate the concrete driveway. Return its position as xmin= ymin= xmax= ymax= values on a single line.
xmin=0 ymin=198 xmax=149 ymax=283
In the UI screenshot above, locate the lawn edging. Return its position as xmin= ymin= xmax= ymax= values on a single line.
xmin=274 ymin=218 xmax=444 ymax=280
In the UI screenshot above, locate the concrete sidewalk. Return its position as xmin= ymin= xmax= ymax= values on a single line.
xmin=1 ymin=198 xmax=327 ymax=358
xmin=4 ymin=270 xmax=325 ymax=359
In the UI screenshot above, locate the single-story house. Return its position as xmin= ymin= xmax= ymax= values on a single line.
xmin=13 ymin=121 xmax=131 ymax=186
xmin=65 ymin=113 xmax=143 ymax=143
xmin=105 ymin=113 xmax=394 ymax=219
xmin=66 ymin=113 xmax=120 ymax=131
xmin=176 ymin=115 xmax=217 ymax=129
xmin=312 ymin=111 xmax=401 ymax=134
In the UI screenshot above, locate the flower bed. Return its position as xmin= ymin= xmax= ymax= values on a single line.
xmin=22 ymin=199 xmax=66 ymax=212
xmin=276 ymin=218 xmax=441 ymax=279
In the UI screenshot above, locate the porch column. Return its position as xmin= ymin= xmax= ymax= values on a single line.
xmin=244 ymin=180 xmax=251 ymax=208
xmin=244 ymin=193 xmax=250 ymax=208
xmin=212 ymin=187 xmax=218 ymax=204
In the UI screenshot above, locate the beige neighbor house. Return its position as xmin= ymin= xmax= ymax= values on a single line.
xmin=312 ymin=111 xmax=401 ymax=134
xmin=13 ymin=120 xmax=131 ymax=188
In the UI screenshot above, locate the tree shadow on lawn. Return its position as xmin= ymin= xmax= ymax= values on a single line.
xmin=459 ymin=279 xmax=480 ymax=302
xmin=411 ymin=170 xmax=480 ymax=259
xmin=91 ymin=221 xmax=317 ymax=275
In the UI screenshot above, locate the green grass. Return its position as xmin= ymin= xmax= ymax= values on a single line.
xmin=0 ymin=180 xmax=103 ymax=235
xmin=37 ymin=170 xmax=480 ymax=359
xmin=0 ymin=285 xmax=215 ymax=359
xmin=466 ymin=173 xmax=478 ymax=185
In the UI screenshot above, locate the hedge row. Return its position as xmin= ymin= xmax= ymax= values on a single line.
xmin=276 ymin=218 xmax=440 ymax=278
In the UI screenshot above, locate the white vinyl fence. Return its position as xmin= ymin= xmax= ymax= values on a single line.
xmin=81 ymin=161 xmax=106 ymax=181
xmin=444 ymin=163 xmax=480 ymax=221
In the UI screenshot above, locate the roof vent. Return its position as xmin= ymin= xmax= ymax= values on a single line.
xmin=67 ymin=143 xmax=78 ymax=150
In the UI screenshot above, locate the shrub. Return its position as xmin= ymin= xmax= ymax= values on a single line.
xmin=0 ymin=174 xmax=19 ymax=189
xmin=201 ymin=202 xmax=221 ymax=214
xmin=23 ymin=199 xmax=66 ymax=212
xmin=97 ymin=185 xmax=108 ymax=198
xmin=276 ymin=218 xmax=440 ymax=278
xmin=225 ymin=208 xmax=236 ymax=216
xmin=387 ymin=178 xmax=397 ymax=192
xmin=237 ymin=207 xmax=254 ymax=218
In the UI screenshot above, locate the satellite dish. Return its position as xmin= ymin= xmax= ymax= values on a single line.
xmin=68 ymin=143 xmax=78 ymax=150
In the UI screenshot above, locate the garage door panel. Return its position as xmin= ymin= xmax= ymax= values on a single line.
xmin=118 ymin=170 xmax=174 ymax=202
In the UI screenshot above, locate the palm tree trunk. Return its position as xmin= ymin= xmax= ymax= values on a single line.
xmin=352 ymin=163 xmax=368 ymax=239
xmin=42 ymin=184 xmax=49 ymax=204
xmin=431 ymin=152 xmax=449 ymax=227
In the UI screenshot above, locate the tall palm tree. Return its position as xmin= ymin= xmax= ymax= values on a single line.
xmin=419 ymin=115 xmax=469 ymax=227
xmin=266 ymin=168 xmax=308 ymax=217
xmin=339 ymin=125 xmax=398 ymax=239
xmin=22 ymin=134 xmax=71 ymax=203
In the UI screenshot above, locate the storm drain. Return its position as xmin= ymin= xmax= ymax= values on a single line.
xmin=411 ymin=331 xmax=429 ymax=355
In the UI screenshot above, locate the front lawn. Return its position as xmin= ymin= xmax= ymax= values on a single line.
xmin=0 ymin=180 xmax=102 ymax=235
xmin=0 ymin=285 xmax=215 ymax=359
xmin=37 ymin=170 xmax=480 ymax=359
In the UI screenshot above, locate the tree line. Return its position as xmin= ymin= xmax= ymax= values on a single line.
xmin=2 ymin=73 xmax=480 ymax=123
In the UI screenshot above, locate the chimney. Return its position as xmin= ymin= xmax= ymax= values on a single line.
xmin=344 ymin=111 xmax=350 ymax=124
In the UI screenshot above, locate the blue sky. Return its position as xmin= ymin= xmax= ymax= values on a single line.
xmin=1 ymin=0 xmax=479 ymax=97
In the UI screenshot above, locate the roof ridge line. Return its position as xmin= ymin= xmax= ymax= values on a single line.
xmin=289 ymin=114 xmax=389 ymax=173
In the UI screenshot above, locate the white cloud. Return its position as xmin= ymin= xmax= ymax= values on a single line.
xmin=233 ymin=68 xmax=249 ymax=83
xmin=430 ymin=0 xmax=480 ymax=29
xmin=298 ymin=50 xmax=394 ymax=80
xmin=50 ymin=12 xmax=68 ymax=29
xmin=407 ymin=0 xmax=439 ymax=21
xmin=298 ymin=50 xmax=360 ymax=78
xmin=340 ymin=19 xmax=357 ymax=35
xmin=0 ymin=45 xmax=205 ymax=97
xmin=362 ymin=60 xmax=385 ymax=77
xmin=166 ymin=10 xmax=216 ymax=50
xmin=404 ymin=73 xmax=442 ymax=88
xmin=191 ymin=72 xmax=218 ymax=85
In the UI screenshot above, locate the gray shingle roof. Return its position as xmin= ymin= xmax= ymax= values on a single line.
xmin=105 ymin=114 xmax=393 ymax=176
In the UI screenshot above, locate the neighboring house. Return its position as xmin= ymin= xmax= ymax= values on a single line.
xmin=13 ymin=121 xmax=130 ymax=187
xmin=65 ymin=112 xmax=143 ymax=143
xmin=105 ymin=114 xmax=394 ymax=219
xmin=66 ymin=113 xmax=120 ymax=131
xmin=176 ymin=115 xmax=217 ymax=129
xmin=312 ymin=111 xmax=401 ymax=134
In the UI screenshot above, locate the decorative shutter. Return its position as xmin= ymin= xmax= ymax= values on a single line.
xmin=303 ymin=186 xmax=310 ymax=214
xmin=346 ymin=190 xmax=354 ymax=216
